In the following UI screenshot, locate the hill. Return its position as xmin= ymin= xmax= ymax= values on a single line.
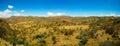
xmin=0 ymin=16 xmax=120 ymax=46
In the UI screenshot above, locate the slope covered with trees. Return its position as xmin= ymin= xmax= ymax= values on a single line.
xmin=0 ymin=16 xmax=120 ymax=46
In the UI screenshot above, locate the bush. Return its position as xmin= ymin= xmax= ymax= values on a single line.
xmin=17 ymin=38 xmax=24 ymax=44
xmin=81 ymin=36 xmax=88 ymax=45
xmin=76 ymin=32 xmax=88 ymax=45
xmin=113 ymin=40 xmax=120 ymax=46
xmin=89 ymin=29 xmax=97 ymax=38
xmin=61 ymin=29 xmax=74 ymax=36
xmin=39 ymin=38 xmax=47 ymax=46
xmin=36 ymin=34 xmax=44 ymax=38
xmin=52 ymin=36 xmax=56 ymax=44
xmin=36 ymin=32 xmax=48 ymax=46
xmin=105 ymin=27 xmax=114 ymax=34
xmin=99 ymin=40 xmax=113 ymax=46
xmin=0 ymin=27 xmax=6 ymax=38
xmin=78 ymin=42 xmax=84 ymax=46
xmin=76 ymin=35 xmax=83 ymax=39
xmin=112 ymin=32 xmax=119 ymax=39
xmin=24 ymin=41 xmax=28 ymax=46
xmin=36 ymin=32 xmax=47 ymax=38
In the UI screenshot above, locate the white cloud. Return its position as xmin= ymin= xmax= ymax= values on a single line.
xmin=21 ymin=10 xmax=25 ymax=12
xmin=109 ymin=13 xmax=115 ymax=16
xmin=0 ymin=12 xmax=6 ymax=17
xmin=4 ymin=9 xmax=12 ymax=13
xmin=0 ymin=12 xmax=11 ymax=17
xmin=8 ymin=5 xmax=14 ymax=9
xmin=104 ymin=13 xmax=116 ymax=16
xmin=56 ymin=13 xmax=63 ymax=16
xmin=0 ymin=5 xmax=25 ymax=17
xmin=47 ymin=12 xmax=65 ymax=16
xmin=0 ymin=9 xmax=13 ymax=17
xmin=48 ymin=12 xmax=53 ymax=15
xmin=13 ymin=13 xmax=21 ymax=16
xmin=0 ymin=9 xmax=23 ymax=17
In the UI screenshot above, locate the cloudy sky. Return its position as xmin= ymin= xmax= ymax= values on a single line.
xmin=0 ymin=0 xmax=120 ymax=17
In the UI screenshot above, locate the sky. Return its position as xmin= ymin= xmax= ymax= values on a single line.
xmin=0 ymin=0 xmax=120 ymax=17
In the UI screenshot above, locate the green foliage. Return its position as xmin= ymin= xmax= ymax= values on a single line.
xmin=40 ymin=38 xmax=46 ymax=44
xmin=76 ymin=32 xmax=88 ymax=45
xmin=17 ymin=38 xmax=24 ymax=44
xmin=38 ymin=38 xmax=47 ymax=46
xmin=76 ymin=32 xmax=88 ymax=39
xmin=99 ymin=40 xmax=114 ymax=46
xmin=76 ymin=35 xmax=83 ymax=39
xmin=52 ymin=36 xmax=56 ymax=44
xmin=36 ymin=34 xmax=44 ymax=38
xmin=35 ymin=32 xmax=48 ymax=46
xmin=36 ymin=32 xmax=47 ymax=38
xmin=0 ymin=19 xmax=11 ymax=38
xmin=113 ymin=40 xmax=120 ymax=46
xmin=24 ymin=41 xmax=29 ymax=46
xmin=61 ymin=29 xmax=74 ymax=36
xmin=82 ymin=36 xmax=88 ymax=42
xmin=112 ymin=32 xmax=119 ymax=39
xmin=78 ymin=42 xmax=84 ymax=46
xmin=80 ymin=36 xmax=88 ymax=45
xmin=105 ymin=27 xmax=114 ymax=34
xmin=89 ymin=29 xmax=97 ymax=38
xmin=0 ymin=27 xmax=6 ymax=38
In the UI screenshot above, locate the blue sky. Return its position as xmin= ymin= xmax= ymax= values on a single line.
xmin=0 ymin=0 xmax=120 ymax=17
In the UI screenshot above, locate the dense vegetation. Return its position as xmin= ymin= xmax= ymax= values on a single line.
xmin=0 ymin=16 xmax=120 ymax=46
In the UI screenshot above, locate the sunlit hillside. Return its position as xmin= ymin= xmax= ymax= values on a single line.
xmin=0 ymin=16 xmax=120 ymax=46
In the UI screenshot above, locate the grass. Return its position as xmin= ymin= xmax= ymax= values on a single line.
xmin=0 ymin=16 xmax=120 ymax=46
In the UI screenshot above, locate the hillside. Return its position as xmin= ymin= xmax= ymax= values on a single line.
xmin=0 ymin=16 xmax=120 ymax=46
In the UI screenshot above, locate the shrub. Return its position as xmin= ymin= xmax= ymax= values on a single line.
xmin=17 ymin=38 xmax=24 ymax=44
xmin=76 ymin=35 xmax=83 ymax=39
xmin=52 ymin=36 xmax=56 ymax=44
xmin=112 ymin=32 xmax=119 ymax=39
xmin=36 ymin=34 xmax=44 ymax=38
xmin=36 ymin=32 xmax=47 ymax=38
xmin=61 ymin=29 xmax=74 ymax=36
xmin=113 ymin=40 xmax=120 ymax=46
xmin=99 ymin=40 xmax=113 ymax=46
xmin=0 ymin=27 xmax=6 ymax=38
xmin=76 ymin=32 xmax=88 ymax=45
xmin=36 ymin=32 xmax=48 ymax=46
xmin=24 ymin=41 xmax=28 ymax=46
xmin=89 ymin=29 xmax=97 ymax=38
xmin=78 ymin=42 xmax=84 ymax=46
xmin=105 ymin=27 xmax=114 ymax=34
xmin=39 ymin=38 xmax=47 ymax=46
xmin=81 ymin=36 xmax=88 ymax=45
